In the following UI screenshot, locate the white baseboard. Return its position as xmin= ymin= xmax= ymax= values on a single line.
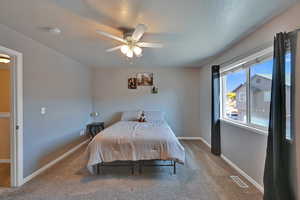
xmin=198 ymin=137 xmax=211 ymax=148
xmin=198 ymin=137 xmax=264 ymax=194
xmin=0 ymin=159 xmax=11 ymax=163
xmin=23 ymin=139 xmax=89 ymax=184
xmin=177 ymin=137 xmax=202 ymax=140
xmin=221 ymin=154 xmax=264 ymax=193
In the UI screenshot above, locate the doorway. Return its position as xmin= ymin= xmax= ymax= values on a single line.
xmin=0 ymin=46 xmax=23 ymax=187
xmin=0 ymin=60 xmax=11 ymax=187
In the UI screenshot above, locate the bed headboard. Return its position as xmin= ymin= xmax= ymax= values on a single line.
xmin=121 ymin=110 xmax=165 ymax=121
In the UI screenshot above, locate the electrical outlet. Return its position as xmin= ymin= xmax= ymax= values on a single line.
xmin=41 ymin=107 xmax=46 ymax=115
xmin=80 ymin=129 xmax=85 ymax=136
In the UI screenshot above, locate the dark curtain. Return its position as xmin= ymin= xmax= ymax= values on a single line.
xmin=211 ymin=65 xmax=221 ymax=155
xmin=263 ymin=32 xmax=297 ymax=200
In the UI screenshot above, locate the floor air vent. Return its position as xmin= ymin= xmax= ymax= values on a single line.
xmin=230 ymin=176 xmax=249 ymax=188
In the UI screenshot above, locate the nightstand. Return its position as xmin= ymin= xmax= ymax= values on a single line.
xmin=86 ymin=122 xmax=104 ymax=138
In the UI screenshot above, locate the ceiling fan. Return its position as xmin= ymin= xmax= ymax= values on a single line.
xmin=96 ymin=24 xmax=163 ymax=58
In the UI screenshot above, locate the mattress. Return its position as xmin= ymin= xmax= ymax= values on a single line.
xmin=85 ymin=120 xmax=185 ymax=173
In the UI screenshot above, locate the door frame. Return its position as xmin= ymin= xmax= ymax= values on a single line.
xmin=0 ymin=45 xmax=23 ymax=187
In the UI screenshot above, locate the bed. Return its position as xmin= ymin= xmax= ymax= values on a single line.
xmin=85 ymin=111 xmax=185 ymax=174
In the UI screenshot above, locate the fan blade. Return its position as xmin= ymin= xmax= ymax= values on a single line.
xmin=137 ymin=42 xmax=163 ymax=48
xmin=106 ymin=45 xmax=123 ymax=52
xmin=132 ymin=24 xmax=147 ymax=41
xmin=96 ymin=30 xmax=127 ymax=43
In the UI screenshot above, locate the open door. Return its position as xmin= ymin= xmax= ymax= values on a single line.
xmin=0 ymin=46 xmax=23 ymax=187
xmin=0 ymin=61 xmax=11 ymax=187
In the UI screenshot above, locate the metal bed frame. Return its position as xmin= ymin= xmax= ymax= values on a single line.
xmin=96 ymin=161 xmax=136 ymax=175
xmin=96 ymin=160 xmax=177 ymax=175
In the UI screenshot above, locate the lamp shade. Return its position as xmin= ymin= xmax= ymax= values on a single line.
xmin=133 ymin=46 xmax=142 ymax=56
xmin=120 ymin=45 xmax=129 ymax=54
xmin=126 ymin=49 xmax=133 ymax=58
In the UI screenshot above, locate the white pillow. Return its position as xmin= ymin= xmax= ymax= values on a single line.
xmin=144 ymin=111 xmax=165 ymax=121
xmin=121 ymin=111 xmax=139 ymax=121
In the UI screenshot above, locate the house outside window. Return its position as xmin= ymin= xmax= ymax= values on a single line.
xmin=238 ymin=92 xmax=246 ymax=102
xmin=263 ymin=91 xmax=271 ymax=102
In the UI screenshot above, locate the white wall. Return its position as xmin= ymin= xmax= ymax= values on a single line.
xmin=0 ymin=23 xmax=93 ymax=177
xmin=92 ymin=67 xmax=201 ymax=137
xmin=199 ymin=2 xmax=300 ymax=188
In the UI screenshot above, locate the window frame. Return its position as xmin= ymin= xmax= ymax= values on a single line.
xmin=220 ymin=47 xmax=274 ymax=134
xmin=284 ymin=50 xmax=293 ymax=141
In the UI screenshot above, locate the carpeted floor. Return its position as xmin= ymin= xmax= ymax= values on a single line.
xmin=0 ymin=140 xmax=262 ymax=200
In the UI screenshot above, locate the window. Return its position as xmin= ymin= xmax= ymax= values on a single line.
xmin=221 ymin=48 xmax=293 ymax=136
xmin=250 ymin=58 xmax=273 ymax=128
xmin=221 ymin=51 xmax=273 ymax=131
xmin=222 ymin=68 xmax=247 ymax=123
xmin=285 ymin=52 xmax=292 ymax=140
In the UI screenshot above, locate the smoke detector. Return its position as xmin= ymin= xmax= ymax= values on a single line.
xmin=47 ymin=27 xmax=61 ymax=35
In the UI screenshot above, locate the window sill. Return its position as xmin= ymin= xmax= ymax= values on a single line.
xmin=220 ymin=118 xmax=268 ymax=136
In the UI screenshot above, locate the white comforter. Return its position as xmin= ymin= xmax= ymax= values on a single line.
xmin=86 ymin=120 xmax=185 ymax=173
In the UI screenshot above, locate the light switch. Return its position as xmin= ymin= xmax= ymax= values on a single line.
xmin=41 ymin=107 xmax=46 ymax=115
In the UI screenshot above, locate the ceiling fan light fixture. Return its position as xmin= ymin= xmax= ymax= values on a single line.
xmin=120 ymin=45 xmax=129 ymax=54
xmin=96 ymin=24 xmax=162 ymax=59
xmin=133 ymin=46 xmax=142 ymax=56
xmin=126 ymin=49 xmax=133 ymax=58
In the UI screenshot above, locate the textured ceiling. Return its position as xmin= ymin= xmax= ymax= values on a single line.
xmin=0 ymin=0 xmax=296 ymax=68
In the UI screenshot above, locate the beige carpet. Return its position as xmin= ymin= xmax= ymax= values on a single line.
xmin=0 ymin=141 xmax=262 ymax=200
